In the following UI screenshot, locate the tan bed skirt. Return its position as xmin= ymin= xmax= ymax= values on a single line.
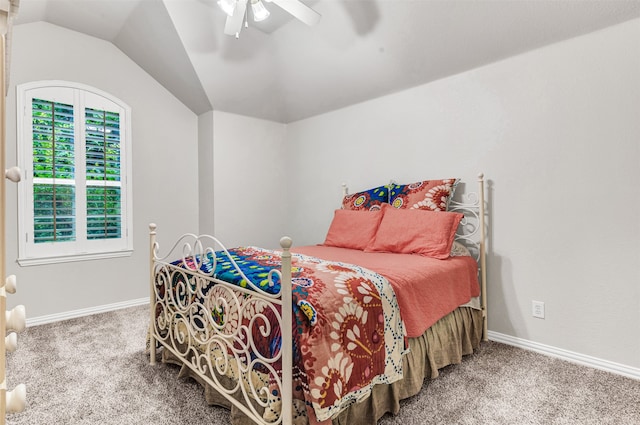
xmin=161 ymin=306 xmax=483 ymax=424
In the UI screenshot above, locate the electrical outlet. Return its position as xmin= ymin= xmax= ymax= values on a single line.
xmin=532 ymin=300 xmax=545 ymax=319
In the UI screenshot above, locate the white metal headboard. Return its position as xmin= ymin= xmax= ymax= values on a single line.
xmin=341 ymin=173 xmax=488 ymax=341
xmin=449 ymin=173 xmax=487 ymax=340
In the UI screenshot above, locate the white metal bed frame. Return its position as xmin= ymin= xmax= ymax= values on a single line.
xmin=148 ymin=173 xmax=487 ymax=425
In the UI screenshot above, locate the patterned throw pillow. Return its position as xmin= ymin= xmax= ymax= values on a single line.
xmin=341 ymin=185 xmax=389 ymax=211
xmin=388 ymin=179 xmax=458 ymax=211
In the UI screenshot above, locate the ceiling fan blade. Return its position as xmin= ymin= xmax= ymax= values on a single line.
xmin=269 ymin=0 xmax=321 ymax=26
xmin=224 ymin=0 xmax=248 ymax=36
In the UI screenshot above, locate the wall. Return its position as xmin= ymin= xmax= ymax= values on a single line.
xmin=5 ymin=22 xmax=199 ymax=318
xmin=6 ymin=18 xmax=638 ymax=373
xmin=212 ymin=110 xmax=288 ymax=250
xmin=286 ymin=19 xmax=640 ymax=368
xmin=198 ymin=111 xmax=215 ymax=235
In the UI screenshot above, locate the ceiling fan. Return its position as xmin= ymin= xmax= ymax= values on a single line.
xmin=218 ymin=0 xmax=321 ymax=38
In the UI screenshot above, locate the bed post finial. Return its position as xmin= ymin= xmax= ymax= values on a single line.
xmin=342 ymin=183 xmax=348 ymax=198
xmin=478 ymin=172 xmax=484 ymax=182
xmin=280 ymin=236 xmax=293 ymax=250
xmin=279 ymin=235 xmax=293 ymax=425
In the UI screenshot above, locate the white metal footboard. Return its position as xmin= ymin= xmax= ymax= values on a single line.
xmin=148 ymin=225 xmax=293 ymax=425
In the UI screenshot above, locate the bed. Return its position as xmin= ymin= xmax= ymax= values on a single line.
xmin=148 ymin=174 xmax=487 ymax=425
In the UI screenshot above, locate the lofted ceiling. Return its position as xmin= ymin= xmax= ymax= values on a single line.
xmin=14 ymin=0 xmax=640 ymax=123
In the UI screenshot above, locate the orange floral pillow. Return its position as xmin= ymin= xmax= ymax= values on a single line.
xmin=388 ymin=179 xmax=458 ymax=211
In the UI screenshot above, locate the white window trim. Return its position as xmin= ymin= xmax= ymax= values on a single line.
xmin=17 ymin=80 xmax=133 ymax=266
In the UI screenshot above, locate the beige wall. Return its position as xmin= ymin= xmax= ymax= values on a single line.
xmin=285 ymin=19 xmax=640 ymax=369
xmin=212 ymin=110 xmax=288 ymax=250
xmin=6 ymin=18 xmax=639 ymax=374
xmin=5 ymin=22 xmax=199 ymax=318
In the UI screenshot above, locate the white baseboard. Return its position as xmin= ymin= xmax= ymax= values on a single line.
xmin=487 ymin=330 xmax=640 ymax=381
xmin=26 ymin=297 xmax=149 ymax=327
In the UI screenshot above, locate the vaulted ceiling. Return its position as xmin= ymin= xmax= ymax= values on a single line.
xmin=15 ymin=0 xmax=640 ymax=123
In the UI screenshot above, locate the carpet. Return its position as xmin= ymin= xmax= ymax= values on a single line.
xmin=5 ymin=305 xmax=640 ymax=424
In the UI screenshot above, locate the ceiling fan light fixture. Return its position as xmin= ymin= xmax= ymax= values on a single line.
xmin=251 ymin=0 xmax=270 ymax=22
xmin=218 ymin=0 xmax=237 ymax=17
xmin=222 ymin=0 xmax=319 ymax=38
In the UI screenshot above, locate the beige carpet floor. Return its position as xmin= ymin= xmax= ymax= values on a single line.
xmin=5 ymin=305 xmax=640 ymax=425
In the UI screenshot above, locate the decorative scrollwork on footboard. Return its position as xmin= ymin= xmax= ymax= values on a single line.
xmin=152 ymin=233 xmax=283 ymax=298
xmin=149 ymin=228 xmax=290 ymax=425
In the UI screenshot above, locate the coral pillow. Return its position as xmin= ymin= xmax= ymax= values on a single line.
xmin=366 ymin=205 xmax=463 ymax=259
xmin=342 ymin=185 xmax=389 ymax=211
xmin=389 ymin=179 xmax=458 ymax=211
xmin=323 ymin=209 xmax=384 ymax=250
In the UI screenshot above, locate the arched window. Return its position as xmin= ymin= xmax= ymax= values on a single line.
xmin=17 ymin=81 xmax=133 ymax=265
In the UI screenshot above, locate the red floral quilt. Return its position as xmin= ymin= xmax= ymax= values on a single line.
xmin=173 ymin=247 xmax=407 ymax=423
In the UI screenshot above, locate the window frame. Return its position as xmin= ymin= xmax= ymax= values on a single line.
xmin=17 ymin=81 xmax=133 ymax=266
